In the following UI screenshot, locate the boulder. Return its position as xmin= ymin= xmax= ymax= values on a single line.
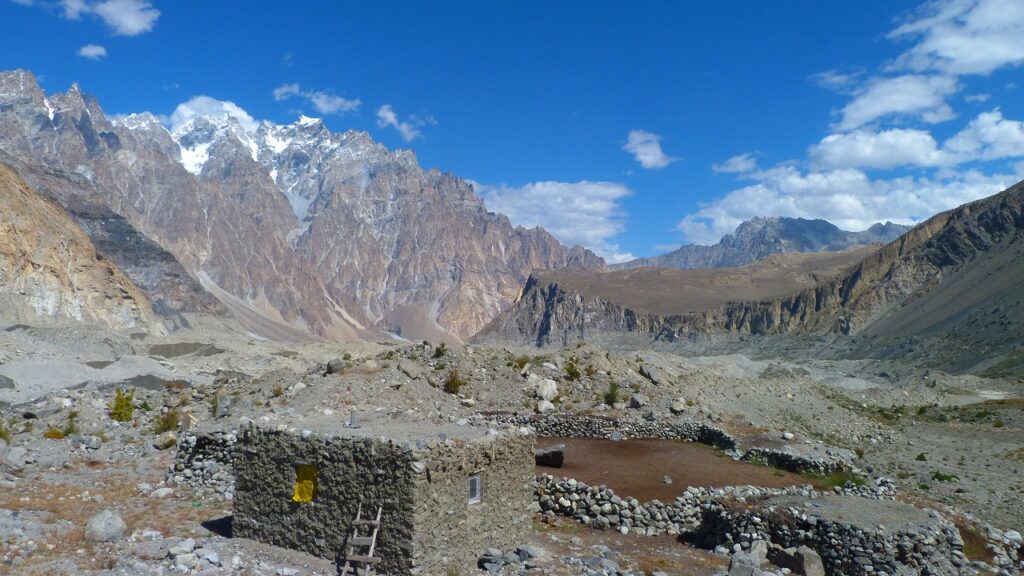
xmin=398 ymin=359 xmax=423 ymax=379
xmin=535 ymin=444 xmax=565 ymax=468
xmin=325 ymin=359 xmax=346 ymax=374
xmin=628 ymin=394 xmax=649 ymax=408
xmin=534 ymin=378 xmax=559 ymax=401
xmin=536 ymin=400 xmax=556 ymax=414
xmin=771 ymin=545 xmax=825 ymax=576
xmin=85 ymin=509 xmax=126 ymax=542
xmin=669 ymin=397 xmax=689 ymax=414
xmin=639 ymin=364 xmax=666 ymax=385
xmin=4 ymin=446 xmax=27 ymax=471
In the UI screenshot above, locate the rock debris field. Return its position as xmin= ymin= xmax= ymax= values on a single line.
xmin=0 ymin=322 xmax=1022 ymax=575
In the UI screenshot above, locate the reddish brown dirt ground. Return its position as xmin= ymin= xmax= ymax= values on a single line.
xmin=536 ymin=438 xmax=811 ymax=501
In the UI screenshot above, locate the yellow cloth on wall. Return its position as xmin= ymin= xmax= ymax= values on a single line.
xmin=292 ymin=464 xmax=317 ymax=503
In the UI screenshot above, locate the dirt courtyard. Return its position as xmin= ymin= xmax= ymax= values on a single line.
xmin=536 ymin=437 xmax=811 ymax=501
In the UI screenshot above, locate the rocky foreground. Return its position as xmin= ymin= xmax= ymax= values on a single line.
xmin=0 ymin=319 xmax=1022 ymax=575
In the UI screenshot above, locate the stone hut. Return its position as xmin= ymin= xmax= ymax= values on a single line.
xmin=231 ymin=416 xmax=535 ymax=575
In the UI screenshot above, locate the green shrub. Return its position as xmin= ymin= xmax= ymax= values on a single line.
xmin=931 ymin=471 xmax=959 ymax=482
xmin=0 ymin=420 xmax=10 ymax=443
xmin=110 ymin=389 xmax=135 ymax=422
xmin=342 ymin=352 xmax=352 ymax=361
xmin=603 ymin=382 xmax=620 ymax=406
xmin=513 ymin=356 xmax=530 ymax=370
xmin=433 ymin=342 xmax=448 ymax=359
xmin=585 ymin=364 xmax=597 ymax=377
xmin=43 ymin=427 xmax=65 ymax=440
xmin=62 ymin=410 xmax=79 ymax=436
xmin=153 ymin=409 xmax=180 ymax=434
xmin=443 ymin=368 xmax=466 ymax=394
xmin=915 ymin=452 xmax=927 ymax=461
xmin=564 ymin=362 xmax=581 ymax=381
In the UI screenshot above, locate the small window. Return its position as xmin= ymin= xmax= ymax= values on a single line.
xmin=468 ymin=475 xmax=482 ymax=504
xmin=292 ymin=464 xmax=318 ymax=503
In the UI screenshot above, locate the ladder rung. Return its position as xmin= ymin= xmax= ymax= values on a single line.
xmin=350 ymin=536 xmax=375 ymax=546
xmin=352 ymin=520 xmax=379 ymax=526
xmin=346 ymin=555 xmax=381 ymax=564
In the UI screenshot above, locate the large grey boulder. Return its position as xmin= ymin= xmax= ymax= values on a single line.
xmin=771 ymin=545 xmax=825 ymax=576
xmin=4 ymin=446 xmax=27 ymax=471
xmin=85 ymin=509 xmax=126 ymax=542
xmin=639 ymin=364 xmax=666 ymax=385
xmin=398 ymin=359 xmax=423 ymax=379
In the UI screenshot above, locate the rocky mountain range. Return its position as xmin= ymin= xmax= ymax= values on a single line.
xmin=0 ymin=163 xmax=158 ymax=331
xmin=0 ymin=69 xmax=602 ymax=341
xmin=481 ymin=180 xmax=1024 ymax=374
xmin=615 ymin=217 xmax=910 ymax=270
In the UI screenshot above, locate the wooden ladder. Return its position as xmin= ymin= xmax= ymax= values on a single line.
xmin=339 ymin=503 xmax=383 ymax=576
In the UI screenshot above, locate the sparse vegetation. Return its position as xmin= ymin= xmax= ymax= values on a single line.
xmin=513 ymin=356 xmax=530 ymax=370
xmin=433 ymin=342 xmax=448 ymax=359
xmin=585 ymin=364 xmax=597 ymax=377
xmin=915 ymin=452 xmax=928 ymax=461
xmin=564 ymin=361 xmax=581 ymax=381
xmin=931 ymin=471 xmax=959 ymax=482
xmin=0 ymin=420 xmax=10 ymax=443
xmin=43 ymin=427 xmax=65 ymax=440
xmin=805 ymin=468 xmax=866 ymax=489
xmin=343 ymin=352 xmax=352 ymax=361
xmin=443 ymin=368 xmax=467 ymax=394
xmin=153 ymin=409 xmax=180 ymax=434
xmin=271 ymin=384 xmax=284 ymax=398
xmin=110 ymin=388 xmax=135 ymax=422
xmin=603 ymin=382 xmax=620 ymax=406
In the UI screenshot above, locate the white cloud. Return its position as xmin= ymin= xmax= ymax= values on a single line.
xmin=622 ymin=129 xmax=677 ymax=170
xmin=272 ymin=83 xmax=300 ymax=101
xmin=837 ymin=74 xmax=959 ymax=130
xmin=272 ymin=83 xmax=360 ymax=115
xmin=964 ymin=93 xmax=991 ymax=102
xmin=888 ymin=0 xmax=1024 ymax=76
xmin=375 ymin=104 xmax=435 ymax=142
xmin=676 ymin=164 xmax=1023 ymax=245
xmin=713 ymin=152 xmax=759 ymax=174
xmin=810 ymin=129 xmax=947 ymax=169
xmin=60 ymin=0 xmax=159 ymax=36
xmin=944 ymin=108 xmax=1024 ymax=161
xmin=811 ymin=69 xmax=864 ymax=91
xmin=166 ymin=96 xmax=258 ymax=133
xmin=810 ymin=109 xmax=1024 ymax=169
xmin=77 ymin=43 xmax=107 ymax=59
xmin=475 ymin=180 xmax=634 ymax=263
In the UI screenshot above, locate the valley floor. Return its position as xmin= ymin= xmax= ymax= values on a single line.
xmin=1 ymin=319 xmax=1021 ymax=574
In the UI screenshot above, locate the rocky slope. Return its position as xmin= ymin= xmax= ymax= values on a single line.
xmin=615 ymin=217 xmax=909 ymax=271
xmin=0 ymin=69 xmax=601 ymax=342
xmin=477 ymin=248 xmax=876 ymax=347
xmin=479 ymin=180 xmax=1024 ymax=375
xmin=0 ymin=163 xmax=158 ymax=331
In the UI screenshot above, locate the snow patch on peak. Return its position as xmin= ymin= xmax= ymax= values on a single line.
xmin=179 ymin=141 xmax=212 ymax=176
xmin=298 ymin=115 xmax=322 ymax=127
xmin=113 ymin=112 xmax=165 ymax=132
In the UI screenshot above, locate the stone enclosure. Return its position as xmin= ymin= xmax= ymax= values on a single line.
xmin=230 ymin=420 xmax=535 ymax=575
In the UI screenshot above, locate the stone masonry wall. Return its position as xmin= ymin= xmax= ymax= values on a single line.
xmin=411 ymin=431 xmax=535 ymax=575
xmin=232 ymin=427 xmax=418 ymax=576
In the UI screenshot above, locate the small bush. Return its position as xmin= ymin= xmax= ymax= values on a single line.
xmin=993 ymin=419 xmax=1005 ymax=428
xmin=854 ymin=447 xmax=865 ymax=459
xmin=443 ymin=369 xmax=466 ymax=394
xmin=153 ymin=409 xmax=180 ymax=434
xmin=209 ymin=395 xmax=220 ymax=416
xmin=140 ymin=401 xmax=153 ymax=412
xmin=915 ymin=452 xmax=928 ymax=461
xmin=271 ymin=384 xmax=284 ymax=398
xmin=433 ymin=342 xmax=448 ymax=359
xmin=0 ymin=420 xmax=10 ymax=443
xmin=513 ymin=356 xmax=530 ymax=370
xmin=585 ymin=364 xmax=597 ymax=377
xmin=931 ymin=471 xmax=959 ymax=482
xmin=343 ymin=352 xmax=352 ymax=361
xmin=110 ymin=388 xmax=135 ymax=422
xmin=564 ymin=362 xmax=581 ymax=381
xmin=62 ymin=410 xmax=79 ymax=436
xmin=43 ymin=427 xmax=65 ymax=440
xmin=918 ymin=482 xmax=931 ymax=491
xmin=603 ymin=382 xmax=620 ymax=406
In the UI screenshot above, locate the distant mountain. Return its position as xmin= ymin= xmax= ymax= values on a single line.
xmin=479 ymin=179 xmax=1024 ymax=376
xmin=614 ymin=217 xmax=910 ymax=270
xmin=0 ymin=69 xmax=602 ymax=341
xmin=0 ymin=163 xmax=159 ymax=331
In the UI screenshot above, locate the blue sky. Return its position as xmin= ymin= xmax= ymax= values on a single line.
xmin=3 ymin=0 xmax=1024 ymax=262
